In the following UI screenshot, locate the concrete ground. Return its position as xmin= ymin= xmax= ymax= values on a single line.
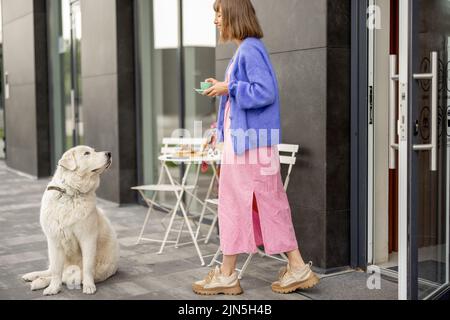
xmin=0 ymin=160 xmax=397 ymax=300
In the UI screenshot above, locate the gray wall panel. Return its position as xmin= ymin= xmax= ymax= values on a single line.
xmin=326 ymin=210 xmax=350 ymax=268
xmin=80 ymin=0 xmax=118 ymax=78
xmin=327 ymin=0 xmax=351 ymax=47
xmin=290 ymin=205 xmax=326 ymax=268
xmin=214 ymin=0 xmax=351 ymax=270
xmin=272 ymin=49 xmax=327 ymax=211
xmin=82 ymin=75 xmax=119 ymax=149
xmin=2 ymin=0 xmax=50 ymax=177
xmin=80 ymin=0 xmax=136 ymax=203
xmin=216 ymin=43 xmax=236 ymax=61
xmin=216 ymin=0 xmax=327 ymax=60
xmin=215 ymin=59 xmax=230 ymax=81
xmin=2 ymin=15 xmax=35 ymax=85
xmin=255 ymin=0 xmax=327 ymax=53
xmin=326 ymin=47 xmax=351 ymax=213
xmin=82 ymin=75 xmax=120 ymax=202
xmin=4 ymin=84 xmax=37 ymax=175
xmin=1 ymin=0 xmax=33 ymax=25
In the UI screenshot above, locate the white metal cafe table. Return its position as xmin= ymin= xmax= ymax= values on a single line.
xmin=150 ymin=152 xmax=221 ymax=266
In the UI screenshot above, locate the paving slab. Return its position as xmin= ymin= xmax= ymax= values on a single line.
xmin=0 ymin=161 xmax=397 ymax=300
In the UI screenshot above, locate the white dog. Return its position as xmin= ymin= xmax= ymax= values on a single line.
xmin=22 ymin=146 xmax=119 ymax=295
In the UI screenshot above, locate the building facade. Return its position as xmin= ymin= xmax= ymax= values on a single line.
xmin=0 ymin=0 xmax=448 ymax=300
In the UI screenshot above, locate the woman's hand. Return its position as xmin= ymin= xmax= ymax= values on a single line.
xmin=203 ymin=81 xmax=229 ymax=97
xmin=205 ymin=78 xmax=219 ymax=85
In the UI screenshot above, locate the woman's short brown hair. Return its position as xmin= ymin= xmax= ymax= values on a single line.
xmin=214 ymin=0 xmax=264 ymax=42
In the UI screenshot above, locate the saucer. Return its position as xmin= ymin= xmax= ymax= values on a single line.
xmin=194 ymin=88 xmax=207 ymax=95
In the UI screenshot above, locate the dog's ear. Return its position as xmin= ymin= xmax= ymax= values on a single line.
xmin=58 ymin=150 xmax=77 ymax=171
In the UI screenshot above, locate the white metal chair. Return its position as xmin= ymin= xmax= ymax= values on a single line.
xmin=132 ymin=137 xmax=207 ymax=265
xmin=193 ymin=173 xmax=220 ymax=245
xmin=208 ymin=143 xmax=300 ymax=279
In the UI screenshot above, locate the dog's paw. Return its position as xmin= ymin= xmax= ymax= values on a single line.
xmin=22 ymin=272 xmax=39 ymax=282
xmin=83 ymin=282 xmax=96 ymax=295
xmin=43 ymin=284 xmax=62 ymax=296
xmin=30 ymin=278 xmax=51 ymax=291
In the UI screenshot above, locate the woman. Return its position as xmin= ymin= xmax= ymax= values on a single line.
xmin=192 ymin=0 xmax=319 ymax=295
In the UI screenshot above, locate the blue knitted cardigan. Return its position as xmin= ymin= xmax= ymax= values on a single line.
xmin=216 ymin=37 xmax=281 ymax=155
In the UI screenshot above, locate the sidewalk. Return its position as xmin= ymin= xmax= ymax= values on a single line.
xmin=0 ymin=160 xmax=397 ymax=300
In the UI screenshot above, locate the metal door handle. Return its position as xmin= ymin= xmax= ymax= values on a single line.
xmin=389 ymin=52 xmax=438 ymax=172
xmin=413 ymin=51 xmax=437 ymax=172
xmin=389 ymin=55 xmax=399 ymax=169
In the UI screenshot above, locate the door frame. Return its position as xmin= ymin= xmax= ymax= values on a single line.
xmin=350 ymin=0 xmax=413 ymax=299
xmin=397 ymin=0 xmax=413 ymax=300
xmin=351 ymin=0 xmax=450 ymax=300
xmin=350 ymin=0 xmax=370 ymax=270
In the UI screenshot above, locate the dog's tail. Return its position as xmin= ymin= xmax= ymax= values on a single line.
xmin=94 ymin=263 xmax=118 ymax=283
xmin=63 ymin=265 xmax=82 ymax=290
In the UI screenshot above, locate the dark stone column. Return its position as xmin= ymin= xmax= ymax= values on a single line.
xmin=215 ymin=0 xmax=351 ymax=271
xmin=2 ymin=0 xmax=50 ymax=177
xmin=80 ymin=0 xmax=137 ymax=203
xmin=324 ymin=0 xmax=351 ymax=269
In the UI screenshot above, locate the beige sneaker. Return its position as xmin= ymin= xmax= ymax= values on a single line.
xmin=192 ymin=266 xmax=243 ymax=295
xmin=271 ymin=262 xmax=320 ymax=294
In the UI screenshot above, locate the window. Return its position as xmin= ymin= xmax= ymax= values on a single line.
xmin=47 ymin=0 xmax=83 ymax=170
xmin=136 ymin=0 xmax=217 ymax=195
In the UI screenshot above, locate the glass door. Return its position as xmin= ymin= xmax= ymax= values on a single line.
xmin=135 ymin=0 xmax=217 ymax=210
xmin=47 ymin=0 xmax=83 ymax=167
xmin=366 ymin=0 xmax=400 ymax=287
xmin=368 ymin=0 xmax=449 ymax=300
xmin=407 ymin=0 xmax=450 ymax=299
xmin=67 ymin=0 xmax=83 ymax=147
xmin=393 ymin=0 xmax=450 ymax=300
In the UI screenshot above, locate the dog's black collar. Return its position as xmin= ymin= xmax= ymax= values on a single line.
xmin=47 ymin=186 xmax=67 ymax=194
